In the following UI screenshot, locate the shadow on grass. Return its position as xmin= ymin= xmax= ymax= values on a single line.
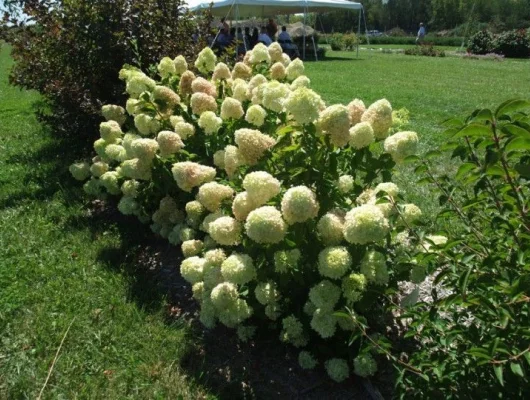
xmin=4 ymin=104 xmax=374 ymax=399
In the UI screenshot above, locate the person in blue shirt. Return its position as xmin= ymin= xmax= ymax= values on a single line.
xmin=416 ymin=22 xmax=426 ymax=45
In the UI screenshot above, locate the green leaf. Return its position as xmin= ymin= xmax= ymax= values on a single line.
xmin=453 ymin=124 xmax=491 ymax=139
xmin=402 ymin=155 xmax=420 ymax=164
xmin=425 ymin=150 xmax=442 ymax=159
xmin=501 ymin=124 xmax=530 ymax=140
xmin=493 ymin=365 xmax=504 ymax=387
xmin=486 ymin=165 xmax=505 ymax=177
xmin=472 ymin=108 xmax=494 ymax=123
xmin=460 ymin=265 xmax=473 ymax=298
xmin=455 ymin=163 xmax=477 ymax=180
xmin=505 ymin=137 xmax=530 ymax=153
xmin=515 ymin=163 xmax=530 ymax=178
xmin=510 ymin=362 xmax=524 ymax=378
xmin=414 ymin=164 xmax=428 ymax=174
xmin=442 ymin=117 xmax=464 ymax=127
xmin=495 ymin=99 xmax=530 ymax=118
xmin=523 ymin=352 xmax=530 ymax=367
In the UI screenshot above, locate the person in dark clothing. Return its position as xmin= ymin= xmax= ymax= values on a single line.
xmin=251 ymin=27 xmax=259 ymax=47
xmin=266 ymin=18 xmax=278 ymax=40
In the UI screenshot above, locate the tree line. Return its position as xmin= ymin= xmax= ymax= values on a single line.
xmin=318 ymin=0 xmax=530 ymax=34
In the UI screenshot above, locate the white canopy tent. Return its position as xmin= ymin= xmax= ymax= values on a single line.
xmin=186 ymin=0 xmax=365 ymax=60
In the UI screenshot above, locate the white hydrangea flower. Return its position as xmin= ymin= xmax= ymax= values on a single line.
xmin=325 ymin=358 xmax=350 ymax=382
xmin=126 ymin=73 xmax=156 ymax=98
xmin=212 ymin=62 xmax=232 ymax=81
xmin=194 ymin=47 xmax=217 ymax=74
xmin=208 ymin=216 xmax=242 ymax=246
xmin=220 ymin=97 xmax=244 ymax=120
xmin=196 ymin=182 xmax=234 ymax=212
xmin=90 ymin=161 xmax=109 ymax=178
xmin=360 ymin=251 xmax=389 ymax=286
xmin=338 ymin=175 xmax=354 ymax=193
xmin=69 ymin=162 xmax=91 ymax=181
xmin=234 ymin=128 xmax=275 ymax=165
xmin=274 ymin=249 xmax=301 ymax=273
xmin=317 ymin=211 xmax=344 ymax=245
xmin=198 ymin=111 xmax=223 ymax=135
xmin=281 ymin=186 xmax=319 ymax=225
xmin=249 ymin=43 xmax=271 ymax=64
xmin=285 ymin=87 xmax=322 ymax=125
xmin=134 ymin=114 xmax=160 ymax=136
xmin=245 ymin=206 xmax=287 ymax=244
xmin=343 ymin=205 xmax=390 ymax=244
xmin=174 ymin=55 xmax=188 ymax=75
xmin=347 ymin=99 xmax=366 ymax=125
xmin=158 ymin=56 xmax=176 ymax=78
xmin=286 ymin=58 xmax=304 ymax=81
xmin=171 ymin=162 xmax=216 ymax=192
xmin=262 ymin=81 xmax=290 ymax=113
xmin=104 ymin=144 xmax=127 ymax=162
xmin=99 ymin=120 xmax=123 ymax=143
xmin=221 ymin=253 xmax=256 ymax=285
xmin=182 ymin=240 xmax=204 ymax=258
xmin=130 ymin=138 xmax=159 ymax=161
xmin=232 ymin=192 xmax=258 ymax=221
xmin=309 ymin=280 xmax=340 ymax=311
xmin=210 ymin=282 xmax=239 ymax=310
xmin=245 ymin=104 xmax=267 ymax=127
xmin=349 ymin=122 xmax=375 ymax=149
xmin=384 ymin=131 xmax=419 ymax=163
xmin=268 ymin=42 xmax=284 ymax=62
xmin=180 ymin=256 xmax=206 ymax=284
xmin=270 ymin=62 xmax=287 ymax=80
xmin=191 ymin=77 xmax=217 ymax=97
xmin=232 ymin=80 xmax=250 ymax=102
xmin=290 ymin=75 xmax=311 ymax=90
xmin=361 ymin=99 xmax=393 ymax=139
xmin=342 ymin=273 xmax=366 ymax=303
xmin=255 ymin=281 xmax=280 ymax=305
xmin=375 ymin=182 xmax=399 ymax=197
xmin=121 ymin=179 xmax=141 ymax=197
xmin=121 ymin=158 xmax=152 ymax=181
xmin=157 ymin=131 xmax=184 ymax=157
xmin=99 ymin=171 xmax=121 ymax=195
xmin=101 ymin=104 xmax=126 ymax=126
xmin=401 ymin=203 xmax=422 ymax=224
xmin=311 ymin=308 xmax=337 ymax=338
xmin=281 ymin=53 xmax=291 ymax=66
xmin=232 ymin=62 xmax=252 ymax=80
xmin=190 ymin=92 xmax=217 ymax=115
xmin=318 ymin=246 xmax=352 ymax=279
xmin=223 ymin=145 xmax=244 ymax=177
xmin=126 ymin=98 xmax=140 ymax=116
xmin=118 ymin=196 xmax=140 ymax=215
xmin=243 ymin=171 xmax=281 ymax=204
xmin=317 ymin=104 xmax=351 ymax=147
xmin=179 ymin=70 xmax=196 ymax=96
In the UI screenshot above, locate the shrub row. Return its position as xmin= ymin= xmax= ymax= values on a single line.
xmin=70 ymin=43 xmax=427 ymax=383
xmin=468 ymin=29 xmax=530 ymax=58
xmin=360 ymin=35 xmax=464 ymax=46
xmin=2 ymin=0 xmax=212 ymax=141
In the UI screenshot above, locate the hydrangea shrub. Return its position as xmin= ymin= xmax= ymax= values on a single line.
xmin=71 ymin=43 xmax=422 ymax=382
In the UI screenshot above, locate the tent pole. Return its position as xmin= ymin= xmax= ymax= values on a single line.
xmin=357 ymin=7 xmax=361 ymax=59
xmin=302 ymin=6 xmax=307 ymax=60
xmin=312 ymin=12 xmax=318 ymax=61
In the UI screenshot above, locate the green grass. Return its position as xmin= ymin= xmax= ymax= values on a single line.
xmin=0 ymin=44 xmax=210 ymax=399
xmin=1 ymin=42 xmax=530 ymax=398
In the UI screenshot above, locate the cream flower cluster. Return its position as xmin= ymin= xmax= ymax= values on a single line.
xmin=72 ymin=43 xmax=428 ymax=381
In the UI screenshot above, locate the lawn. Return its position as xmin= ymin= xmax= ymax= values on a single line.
xmin=1 ymin=43 xmax=529 ymax=399
xmin=0 ymin=45 xmax=210 ymax=399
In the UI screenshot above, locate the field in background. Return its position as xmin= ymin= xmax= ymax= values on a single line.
xmin=1 ymin=44 xmax=529 ymax=398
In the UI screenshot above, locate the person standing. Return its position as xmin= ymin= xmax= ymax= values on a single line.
xmin=266 ymin=18 xmax=278 ymax=40
xmin=416 ymin=22 xmax=426 ymax=45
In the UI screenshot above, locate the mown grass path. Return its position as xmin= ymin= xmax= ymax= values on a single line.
xmin=0 ymin=45 xmax=209 ymax=399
